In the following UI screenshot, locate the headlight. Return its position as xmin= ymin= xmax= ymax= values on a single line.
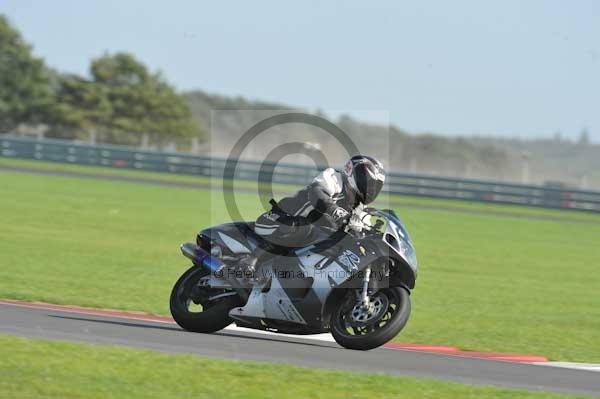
xmin=385 ymin=233 xmax=418 ymax=270
xmin=398 ymin=239 xmax=418 ymax=270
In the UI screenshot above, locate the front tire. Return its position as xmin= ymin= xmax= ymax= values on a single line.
xmin=331 ymin=287 xmax=411 ymax=350
xmin=170 ymin=265 xmax=240 ymax=333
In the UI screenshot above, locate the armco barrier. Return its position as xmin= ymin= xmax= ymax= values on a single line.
xmin=2 ymin=135 xmax=600 ymax=212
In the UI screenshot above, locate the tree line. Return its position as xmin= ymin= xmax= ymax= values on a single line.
xmin=0 ymin=15 xmax=202 ymax=146
xmin=2 ymin=14 xmax=598 ymax=188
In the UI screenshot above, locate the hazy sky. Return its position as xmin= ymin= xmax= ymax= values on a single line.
xmin=3 ymin=0 xmax=599 ymax=141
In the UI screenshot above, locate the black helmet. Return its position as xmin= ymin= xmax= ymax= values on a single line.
xmin=342 ymin=155 xmax=386 ymax=204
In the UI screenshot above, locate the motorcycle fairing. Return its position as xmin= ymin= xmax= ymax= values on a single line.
xmin=199 ymin=210 xmax=417 ymax=331
xmin=229 ymin=236 xmax=384 ymax=330
xmin=199 ymin=222 xmax=261 ymax=255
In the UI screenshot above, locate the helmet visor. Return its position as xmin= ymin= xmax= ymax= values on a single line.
xmin=354 ymin=164 xmax=385 ymax=204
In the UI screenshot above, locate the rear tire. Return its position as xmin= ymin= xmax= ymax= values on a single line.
xmin=331 ymin=287 xmax=411 ymax=350
xmin=170 ymin=265 xmax=239 ymax=333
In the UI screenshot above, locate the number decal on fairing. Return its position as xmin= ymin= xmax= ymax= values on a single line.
xmin=389 ymin=221 xmax=405 ymax=239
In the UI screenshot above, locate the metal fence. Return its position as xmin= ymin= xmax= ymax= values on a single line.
xmin=2 ymin=135 xmax=600 ymax=212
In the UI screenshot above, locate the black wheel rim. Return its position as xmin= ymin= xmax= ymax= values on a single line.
xmin=175 ymin=268 xmax=228 ymax=314
xmin=335 ymin=288 xmax=402 ymax=337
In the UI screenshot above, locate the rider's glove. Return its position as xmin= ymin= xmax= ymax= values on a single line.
xmin=346 ymin=208 xmax=372 ymax=233
xmin=347 ymin=213 xmax=364 ymax=232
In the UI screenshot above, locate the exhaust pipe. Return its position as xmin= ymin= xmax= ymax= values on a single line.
xmin=180 ymin=243 xmax=249 ymax=302
xmin=180 ymin=243 xmax=223 ymax=273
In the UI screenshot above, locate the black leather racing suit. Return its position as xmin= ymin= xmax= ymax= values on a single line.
xmin=254 ymin=168 xmax=360 ymax=249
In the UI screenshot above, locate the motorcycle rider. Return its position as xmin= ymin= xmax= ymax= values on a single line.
xmin=242 ymin=155 xmax=386 ymax=272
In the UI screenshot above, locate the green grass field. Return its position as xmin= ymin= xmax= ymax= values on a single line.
xmin=1 ymin=158 xmax=600 ymax=362
xmin=0 ymin=334 xmax=589 ymax=399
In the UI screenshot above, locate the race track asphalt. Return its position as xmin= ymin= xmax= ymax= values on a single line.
xmin=1 ymin=302 xmax=599 ymax=397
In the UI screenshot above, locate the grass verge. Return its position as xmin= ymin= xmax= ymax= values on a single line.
xmin=1 ymin=160 xmax=599 ymax=362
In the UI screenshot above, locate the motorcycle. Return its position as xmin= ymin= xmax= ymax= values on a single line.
xmin=170 ymin=207 xmax=418 ymax=350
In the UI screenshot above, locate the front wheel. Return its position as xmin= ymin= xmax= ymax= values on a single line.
xmin=170 ymin=265 xmax=240 ymax=333
xmin=331 ymin=287 xmax=411 ymax=350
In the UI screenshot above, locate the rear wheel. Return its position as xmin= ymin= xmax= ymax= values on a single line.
xmin=170 ymin=265 xmax=240 ymax=333
xmin=331 ymin=287 xmax=411 ymax=350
